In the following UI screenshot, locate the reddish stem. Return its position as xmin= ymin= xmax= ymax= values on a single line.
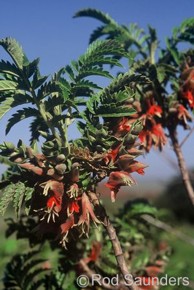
xmin=89 ymin=192 xmax=139 ymax=290
xmin=169 ymin=128 xmax=194 ymax=205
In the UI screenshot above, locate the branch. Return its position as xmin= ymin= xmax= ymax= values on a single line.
xmin=142 ymin=215 xmax=194 ymax=246
xmin=89 ymin=192 xmax=139 ymax=290
xmin=169 ymin=128 xmax=194 ymax=206
xmin=79 ymin=259 xmax=121 ymax=290
xmin=180 ymin=126 xmax=194 ymax=148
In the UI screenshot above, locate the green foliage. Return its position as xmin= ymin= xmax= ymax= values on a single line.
xmin=0 ymin=182 xmax=33 ymax=217
xmin=3 ymin=251 xmax=48 ymax=290
xmin=74 ymin=9 xmax=148 ymax=59
xmin=0 ymin=37 xmax=28 ymax=69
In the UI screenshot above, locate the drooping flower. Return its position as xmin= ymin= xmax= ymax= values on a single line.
xmin=78 ymin=193 xmax=101 ymax=235
xmin=60 ymin=214 xmax=75 ymax=248
xmin=34 ymin=194 xmax=62 ymax=223
xmin=128 ymin=161 xmax=147 ymax=175
xmin=104 ymin=145 xmax=121 ymax=165
xmin=118 ymin=155 xmax=147 ymax=174
xmin=182 ymin=90 xmax=194 ymax=109
xmin=105 ymin=171 xmax=136 ymax=202
xmin=117 ymin=117 xmax=131 ymax=133
xmin=47 ymin=195 xmax=61 ymax=209
xmin=139 ymin=124 xmax=166 ymax=152
xmin=147 ymin=105 xmax=162 ymax=117
xmin=40 ymin=180 xmax=64 ymax=197
xmin=67 ymin=200 xmax=80 ymax=216
xmin=177 ymin=104 xmax=192 ymax=124
xmin=67 ymin=183 xmax=79 ymax=198
xmin=152 ymin=124 xmax=166 ymax=143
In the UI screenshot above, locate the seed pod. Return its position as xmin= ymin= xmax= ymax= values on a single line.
xmin=47 ymin=168 xmax=55 ymax=176
xmin=56 ymin=154 xmax=66 ymax=163
xmin=55 ymin=164 xmax=67 ymax=175
xmin=9 ymin=153 xmax=23 ymax=162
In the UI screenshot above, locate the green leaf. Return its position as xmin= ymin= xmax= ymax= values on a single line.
xmin=126 ymin=202 xmax=157 ymax=218
xmin=79 ymin=40 xmax=126 ymax=65
xmin=3 ymin=251 xmax=48 ymax=290
xmin=0 ymin=37 xmax=28 ymax=69
xmin=74 ymin=8 xmax=118 ymax=26
xmin=0 ymin=60 xmax=21 ymax=77
xmin=100 ymin=72 xmax=150 ymax=102
xmin=132 ymin=249 xmax=150 ymax=269
xmin=0 ymin=97 xmax=14 ymax=120
xmin=30 ymin=116 xmax=49 ymax=144
xmin=6 ymin=107 xmax=38 ymax=134
xmin=89 ymin=25 xmax=106 ymax=43
xmin=95 ymin=105 xmax=136 ymax=117
xmin=0 ymin=181 xmax=33 ymax=217
xmin=64 ymin=65 xmax=75 ymax=81
xmin=76 ymin=68 xmax=113 ymax=80
xmin=0 ymin=80 xmax=17 ymax=91
xmin=32 ymin=71 xmax=48 ymax=89
xmin=23 ymin=58 xmax=39 ymax=78
xmin=166 ymin=38 xmax=180 ymax=65
xmin=37 ymin=81 xmax=60 ymax=100
xmin=0 ymin=183 xmax=15 ymax=215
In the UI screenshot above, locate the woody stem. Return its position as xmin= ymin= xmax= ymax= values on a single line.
xmin=89 ymin=192 xmax=139 ymax=290
xmin=169 ymin=128 xmax=194 ymax=205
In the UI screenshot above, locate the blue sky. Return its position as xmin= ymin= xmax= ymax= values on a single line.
xmin=0 ymin=0 xmax=194 ymax=185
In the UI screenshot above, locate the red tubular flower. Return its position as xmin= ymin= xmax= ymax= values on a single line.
xmin=118 ymin=156 xmax=147 ymax=174
xmin=60 ymin=214 xmax=75 ymax=248
xmin=182 ymin=90 xmax=194 ymax=109
xmin=128 ymin=161 xmax=147 ymax=175
xmin=47 ymin=195 xmax=61 ymax=209
xmin=177 ymin=104 xmax=192 ymax=124
xmin=117 ymin=117 xmax=131 ymax=132
xmin=152 ymin=123 xmax=166 ymax=139
xmin=68 ymin=200 xmax=80 ymax=215
xmin=104 ymin=145 xmax=121 ymax=165
xmin=105 ymin=171 xmax=136 ymax=202
xmin=139 ymin=124 xmax=166 ymax=152
xmin=35 ymin=194 xmax=62 ymax=224
xmin=147 ymin=105 xmax=162 ymax=117
xmin=78 ymin=193 xmax=101 ymax=235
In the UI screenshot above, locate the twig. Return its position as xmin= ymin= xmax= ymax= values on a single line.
xmin=169 ymin=128 xmax=194 ymax=206
xmin=89 ymin=192 xmax=139 ymax=290
xmin=79 ymin=259 xmax=122 ymax=290
xmin=180 ymin=126 xmax=194 ymax=148
xmin=142 ymin=215 xmax=194 ymax=246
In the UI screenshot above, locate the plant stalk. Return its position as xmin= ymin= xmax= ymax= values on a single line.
xmin=89 ymin=192 xmax=139 ymax=290
xmin=169 ymin=128 xmax=194 ymax=205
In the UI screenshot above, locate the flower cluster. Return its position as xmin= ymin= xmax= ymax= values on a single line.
xmin=180 ymin=65 xmax=194 ymax=109
xmin=1 ymin=125 xmax=145 ymax=246
xmin=110 ymin=94 xmax=166 ymax=152
xmin=102 ymin=121 xmax=147 ymax=201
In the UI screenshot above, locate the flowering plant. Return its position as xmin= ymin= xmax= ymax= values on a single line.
xmin=0 ymin=9 xmax=193 ymax=290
